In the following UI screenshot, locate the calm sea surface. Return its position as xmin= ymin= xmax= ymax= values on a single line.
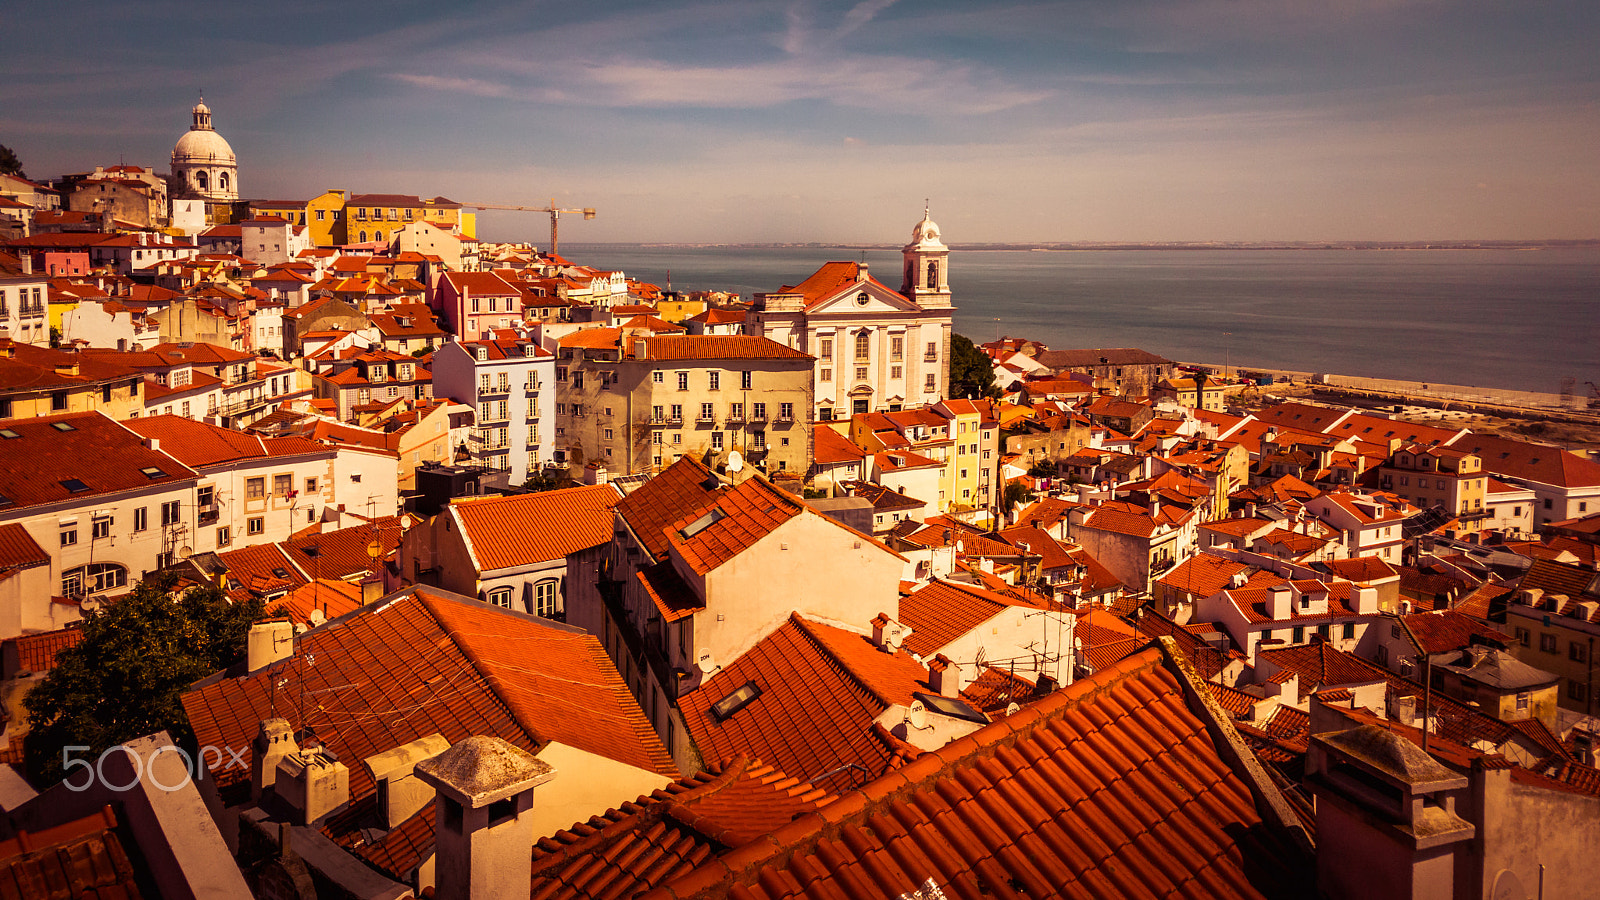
xmin=561 ymin=245 xmax=1599 ymax=395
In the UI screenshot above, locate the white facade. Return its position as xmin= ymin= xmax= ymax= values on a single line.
xmin=747 ymin=210 xmax=954 ymax=421
xmin=171 ymin=97 xmax=238 ymax=205
xmin=60 ymin=299 xmax=143 ymax=352
xmin=431 ymin=337 xmax=557 ymax=486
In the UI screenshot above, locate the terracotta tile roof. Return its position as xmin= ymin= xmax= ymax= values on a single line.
xmin=1081 ymin=505 xmax=1161 ymax=538
xmin=898 ymin=579 xmax=1051 ymax=657
xmin=450 ymin=484 xmax=620 ymax=572
xmin=958 ymin=666 xmax=1047 ymax=718
xmin=184 ymin=586 xmax=675 ymax=867
xmin=617 ymin=457 xmax=721 ymax=560
xmin=528 ymin=754 xmax=829 ymax=900
xmin=1076 ymin=607 xmax=1147 ymax=672
xmin=0 ymin=412 xmax=196 ymax=511
xmin=0 ymin=523 xmax=49 ymax=576
xmin=997 ymin=525 xmax=1078 ymax=569
xmin=638 ymin=560 xmax=705 ymax=623
xmin=1013 ymin=496 xmax=1082 ymax=530
xmin=1400 ymin=609 xmax=1511 ymax=654
xmin=768 ymin=261 xmax=904 ymax=312
xmin=0 ymin=806 xmax=144 ymax=899
xmin=123 ymin=414 xmax=274 ymax=466
xmin=637 ymin=335 xmax=811 ymax=361
xmin=1159 ymin=553 xmax=1252 ymax=598
xmin=650 ymin=645 xmax=1309 ymax=900
xmin=282 ymin=517 xmax=406 ymax=581
xmin=1258 ymin=641 xmax=1390 ymax=689
xmin=442 ymin=271 xmax=521 ymax=296
xmin=3 ymin=625 xmax=82 ymax=676
xmin=215 ymin=543 xmax=309 ymax=602
xmin=810 ymin=425 xmax=865 ymax=466
xmin=276 ymin=579 xmax=363 ymax=626
xmin=1228 ymin=580 xmax=1358 ymax=625
xmin=559 ymin=327 xmax=623 ymax=350
xmin=679 ymin=614 xmax=936 ymax=792
xmin=668 ymin=476 xmax=803 ymax=576
xmin=1318 ymin=555 xmax=1399 ymax=583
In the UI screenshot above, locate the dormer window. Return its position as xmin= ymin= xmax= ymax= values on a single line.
xmin=475 ymin=347 xmax=488 ymax=362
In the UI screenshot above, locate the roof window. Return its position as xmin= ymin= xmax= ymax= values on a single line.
xmin=51 ymin=422 xmax=76 ymax=432
xmin=0 ymin=494 xmax=11 ymax=508
xmin=271 ymin=567 xmax=291 ymax=580
xmin=140 ymin=466 xmax=167 ymax=479
xmin=0 ymin=430 xmax=17 ymax=439
xmin=59 ymin=478 xmax=90 ymax=493
xmin=912 ymin=691 xmax=989 ymax=725
xmin=679 ymin=507 xmax=726 ymax=540
xmin=710 ymin=681 xmax=762 ymax=722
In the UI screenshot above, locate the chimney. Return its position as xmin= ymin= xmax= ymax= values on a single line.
xmin=1354 ymin=585 xmax=1378 ymax=615
xmin=928 ymin=654 xmax=960 ymax=698
xmin=19 ymin=254 xmax=31 ymax=276
xmin=360 ymin=575 xmax=384 ymax=606
xmin=416 ymin=736 xmax=555 ymax=900
xmin=247 ymin=620 xmax=295 ymax=672
xmin=275 ymin=743 xmax=350 ymax=825
xmin=251 ymin=718 xmax=298 ymax=801
xmin=362 ymin=733 xmax=450 ymax=829
xmin=1267 ymin=585 xmax=1293 ymax=620
xmin=633 ymin=338 xmax=647 ymax=359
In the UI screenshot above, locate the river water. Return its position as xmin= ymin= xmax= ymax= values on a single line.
xmin=560 ymin=244 xmax=1599 ymax=395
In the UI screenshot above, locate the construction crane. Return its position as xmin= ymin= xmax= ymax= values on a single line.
xmin=458 ymin=197 xmax=595 ymax=257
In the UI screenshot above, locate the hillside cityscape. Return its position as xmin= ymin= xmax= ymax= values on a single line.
xmin=3 ymin=0 xmax=1599 ymax=886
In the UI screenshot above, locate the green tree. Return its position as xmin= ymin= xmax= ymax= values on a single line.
xmin=24 ymin=573 xmax=264 ymax=786
xmin=948 ymin=333 xmax=998 ymax=400
xmin=1002 ymin=480 xmax=1035 ymax=511
xmin=0 ymin=145 xmax=24 ymax=180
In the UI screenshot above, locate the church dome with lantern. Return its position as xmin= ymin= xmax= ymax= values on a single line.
xmin=171 ymin=96 xmax=238 ymax=203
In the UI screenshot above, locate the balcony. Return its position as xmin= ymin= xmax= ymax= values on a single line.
xmin=198 ymin=505 xmax=219 ymax=526
xmin=725 ymin=412 xmax=746 ymax=425
xmin=749 ymin=410 xmax=769 ymax=422
xmin=924 ymin=353 xmax=938 ymax=362
xmin=665 ymin=415 xmax=683 ymax=427
xmin=696 ymin=415 xmax=717 ymax=426
xmin=774 ymin=413 xmax=794 ymax=425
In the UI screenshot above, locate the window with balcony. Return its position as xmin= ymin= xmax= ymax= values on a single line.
xmin=778 ymin=402 xmax=794 ymax=422
xmin=925 ymin=341 xmax=938 ymax=361
xmin=669 ymin=404 xmax=684 ymax=424
xmin=925 ymin=374 xmax=937 ymax=392
xmin=728 ymin=403 xmax=744 ymax=422
xmin=699 ymin=403 xmax=715 ymax=422
xmin=752 ymin=402 xmax=767 ymax=421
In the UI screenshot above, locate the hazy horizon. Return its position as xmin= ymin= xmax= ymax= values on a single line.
xmin=5 ymin=1 xmax=1597 ymax=246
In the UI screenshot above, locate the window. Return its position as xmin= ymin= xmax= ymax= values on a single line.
xmin=652 ymin=371 xmax=664 ymax=384
xmin=486 ymin=587 xmax=513 ymax=609
xmin=1514 ymin=626 xmax=1530 ymax=646
xmin=708 ymin=371 xmax=720 ymax=390
xmin=1292 ymin=626 xmax=1305 ymax=643
xmin=1543 ymin=498 xmax=1553 ymax=509
xmin=534 ymin=579 xmax=558 ymax=617
xmin=1569 ymin=680 xmax=1590 ymax=703
xmin=752 ymin=402 xmax=766 ymax=420
xmin=711 ymin=432 xmax=723 ymax=451
xmin=855 ymin=331 xmax=870 ymax=360
xmin=60 ymin=527 xmax=77 ymax=547
xmin=217 ymin=526 xmax=231 ymax=547
xmin=61 ymin=563 xmax=126 ymax=596
xmin=247 ymin=477 xmax=265 ymax=499
xmin=1573 ymin=642 xmax=1589 ymax=663
xmin=52 ymin=391 xmax=67 ymax=411
xmin=133 ymin=507 xmax=147 ymax=532
xmin=741 ymin=371 xmax=753 ymax=390
xmin=700 ymin=402 xmax=715 ymax=421
xmin=672 ymin=433 xmax=682 ymax=445
xmin=670 ymin=403 xmax=683 ymax=422
xmin=855 ymin=366 xmax=868 ymax=381
xmin=821 ymin=368 xmax=833 ymax=382
xmin=891 ymin=365 xmax=902 ymax=380
xmin=305 ymin=477 xmax=318 ymax=494
xmin=273 ymin=474 xmax=292 ymax=497
xmin=819 ymin=339 xmax=833 ymax=359
xmin=926 ymin=341 xmax=937 ymax=360
xmin=1540 ymin=633 xmax=1558 ymax=653
xmin=1516 ymin=692 xmax=1530 ymax=711
xmin=677 ymin=372 xmax=689 ymax=391
xmin=752 ymin=431 xmax=766 ymax=450
xmin=160 ymin=501 xmax=180 ymax=526
xmin=891 ymin=336 xmax=904 ymax=361
xmin=247 ymin=517 xmax=264 ymax=535
xmin=925 ymin=374 xmax=937 ymax=392
xmin=91 ymin=516 xmax=111 ymax=540
xmin=779 ymin=402 xmax=793 ymax=421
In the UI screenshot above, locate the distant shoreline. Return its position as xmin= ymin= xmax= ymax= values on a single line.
xmin=562 ymin=239 xmax=1600 ymax=252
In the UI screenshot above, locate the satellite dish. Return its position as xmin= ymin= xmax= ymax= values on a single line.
xmin=696 ymin=651 xmax=717 ymax=674
xmin=1005 ymin=702 xmax=1021 ymax=717
xmin=887 ymin=625 xmax=905 ymax=649
xmin=179 ymin=545 xmax=193 ymax=559
xmin=79 ymin=596 xmax=101 ymax=613
xmin=907 ymin=699 xmax=928 ymax=730
xmin=308 ymin=609 xmax=327 ymax=627
xmin=727 ymin=450 xmax=744 ymax=473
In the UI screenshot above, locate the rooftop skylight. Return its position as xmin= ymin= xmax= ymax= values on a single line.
xmin=59 ymin=478 xmax=89 ymax=493
xmin=710 ymin=681 xmax=762 ymax=722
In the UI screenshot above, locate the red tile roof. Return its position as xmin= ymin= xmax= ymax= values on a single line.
xmin=282 ymin=517 xmax=406 ymax=581
xmin=528 ymin=755 xmax=829 ymax=900
xmin=0 ymin=523 xmax=49 ymax=576
xmin=3 ymin=625 xmax=83 ymax=676
xmin=0 ymin=806 xmax=144 ymax=899
xmin=184 ymin=586 xmax=675 ymax=863
xmin=449 ymin=484 xmax=620 ymax=571
xmin=616 ymin=457 xmax=721 ymax=561
xmin=667 ymin=476 xmax=803 ymax=576
xmin=898 ymin=579 xmax=1051 ymax=657
xmin=810 ymin=425 xmax=865 ymax=466
xmin=678 ymin=614 xmax=936 ymax=792
xmin=637 ymin=335 xmax=811 ymax=361
xmin=1452 ymin=433 xmax=1600 ymax=488
xmin=649 ymin=645 xmax=1310 ymax=900
xmin=1159 ymin=553 xmax=1252 ymax=598
xmin=638 ymin=560 xmax=705 ymax=623
xmin=0 ymin=412 xmax=196 ymax=511
xmin=1400 ymin=609 xmax=1511 ymax=654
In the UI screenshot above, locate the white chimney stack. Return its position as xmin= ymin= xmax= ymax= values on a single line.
xmin=275 ymin=745 xmax=350 ymax=825
xmin=416 ymin=736 xmax=555 ymax=900
xmin=251 ymin=718 xmax=297 ymax=801
xmin=247 ymin=620 xmax=295 ymax=672
xmin=928 ymin=654 xmax=960 ymax=698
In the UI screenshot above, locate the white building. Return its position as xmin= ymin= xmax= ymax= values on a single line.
xmin=170 ymin=96 xmax=238 ymax=220
xmin=748 ymin=208 xmax=954 ymax=421
xmin=431 ymin=334 xmax=557 ymax=486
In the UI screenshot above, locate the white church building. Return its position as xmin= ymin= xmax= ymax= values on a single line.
xmin=747 ymin=209 xmax=955 ymax=420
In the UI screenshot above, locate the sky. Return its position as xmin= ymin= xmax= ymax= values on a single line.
xmin=3 ymin=0 xmax=1597 ymax=244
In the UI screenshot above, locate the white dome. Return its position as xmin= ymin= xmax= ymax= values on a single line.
xmin=908 ymin=207 xmax=945 ymax=249
xmin=173 ymin=128 xmax=235 ymax=164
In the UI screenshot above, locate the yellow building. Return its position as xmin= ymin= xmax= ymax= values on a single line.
xmin=306 ymin=190 xmax=349 ymax=247
xmin=655 ymin=295 xmax=708 ymax=324
xmin=1379 ymin=444 xmax=1489 ymax=532
xmin=1154 ymin=376 xmax=1226 ymax=412
xmin=244 ymin=199 xmax=309 ymax=227
xmin=0 ymin=343 xmax=144 ymax=421
xmin=305 ymin=191 xmax=476 ymax=247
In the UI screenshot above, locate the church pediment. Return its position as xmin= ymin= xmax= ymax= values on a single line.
xmin=806 ymin=280 xmax=919 ymax=316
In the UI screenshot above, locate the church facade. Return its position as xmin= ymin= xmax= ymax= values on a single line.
xmin=748 ymin=209 xmax=955 ymax=420
xmin=170 ymin=97 xmax=238 ymax=224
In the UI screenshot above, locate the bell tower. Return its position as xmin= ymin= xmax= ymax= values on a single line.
xmin=901 ymin=203 xmax=951 ymax=310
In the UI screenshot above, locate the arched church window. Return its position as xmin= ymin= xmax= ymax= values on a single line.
xmin=927 ymin=261 xmax=938 ymax=288
xmin=195 ymin=171 xmax=208 ymax=190
xmin=358 ymin=230 xmax=367 ymax=243
xmin=219 ymin=172 xmax=229 ymax=191
xmin=854 ymin=330 xmax=870 ymax=361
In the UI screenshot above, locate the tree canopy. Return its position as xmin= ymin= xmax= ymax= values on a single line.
xmin=947 ymin=333 xmax=999 ymax=400
xmin=24 ymin=573 xmax=264 ymax=785
xmin=0 ymin=145 xmax=25 ymax=180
